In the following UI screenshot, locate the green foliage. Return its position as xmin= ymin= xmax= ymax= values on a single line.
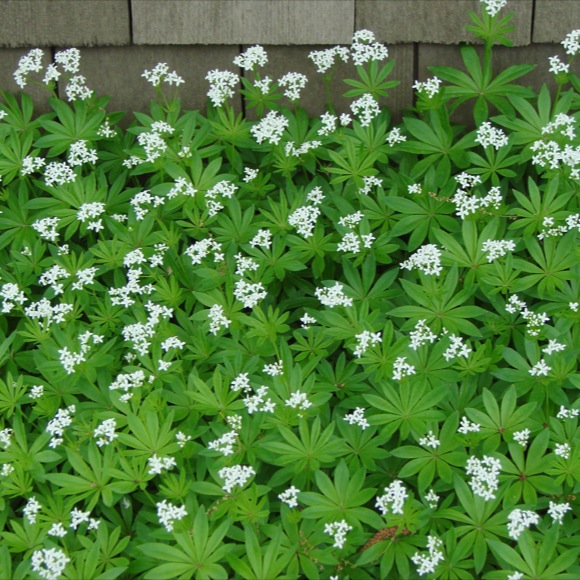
xmin=0 ymin=4 xmax=579 ymax=579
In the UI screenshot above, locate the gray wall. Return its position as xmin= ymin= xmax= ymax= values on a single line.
xmin=0 ymin=0 xmax=578 ymax=121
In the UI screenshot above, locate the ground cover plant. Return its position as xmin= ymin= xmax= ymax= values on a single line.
xmin=0 ymin=0 xmax=579 ymax=577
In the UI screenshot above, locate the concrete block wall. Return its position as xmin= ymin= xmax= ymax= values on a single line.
xmin=0 ymin=0 xmax=578 ymax=123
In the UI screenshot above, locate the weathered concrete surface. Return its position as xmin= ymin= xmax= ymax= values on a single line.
xmin=0 ymin=1 xmax=130 ymax=47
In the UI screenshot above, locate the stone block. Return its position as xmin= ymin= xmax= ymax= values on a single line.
xmin=132 ymin=0 xmax=354 ymax=45
xmin=533 ymin=0 xmax=580 ymax=43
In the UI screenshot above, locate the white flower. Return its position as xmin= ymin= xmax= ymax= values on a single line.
xmin=542 ymin=340 xmax=566 ymax=355
xmin=408 ymin=183 xmax=422 ymax=195
xmin=507 ymin=508 xmax=540 ymax=540
xmin=93 ymin=418 xmax=118 ymax=447
xmin=555 ymin=443 xmax=571 ymax=459
xmin=400 ymin=244 xmax=442 ymax=276
xmin=23 ymin=496 xmax=42 ymax=524
xmin=409 ymin=320 xmax=437 ymax=349
xmin=562 ymin=29 xmax=580 ymax=56
xmin=529 ymin=359 xmax=551 ymax=377
xmin=300 ymin=313 xmax=317 ymax=329
xmin=243 ymin=385 xmax=276 ymax=414
xmin=350 ymin=30 xmax=388 ymax=66
xmin=31 ymin=548 xmax=70 ymax=580
xmin=70 ymin=507 xmax=91 ymax=530
xmin=278 ymin=485 xmax=300 ymax=508
xmin=208 ymin=304 xmax=231 ymax=335
xmin=413 ymin=77 xmax=442 ymax=98
xmin=548 ymin=501 xmax=572 ymax=524
xmin=557 ymin=406 xmax=579 ymax=419
xmin=218 ymin=465 xmax=255 ymax=493
xmin=419 ymin=430 xmax=440 ymax=449
xmin=425 ymin=489 xmax=439 ymax=509
xmin=458 ymin=416 xmax=480 ymax=434
xmin=480 ymin=0 xmax=507 ymax=17
xmin=233 ymin=45 xmax=268 ymax=70
xmin=309 ymin=46 xmax=349 ymax=74
xmin=393 ymin=356 xmax=415 ymax=380
xmin=176 ymin=431 xmax=192 ymax=448
xmin=263 ymin=360 xmax=283 ymax=376
xmin=466 ymin=455 xmax=501 ymax=501
xmin=549 ymin=55 xmax=570 ymax=74
xmin=29 ymin=385 xmax=44 ymax=399
xmin=251 ymin=110 xmax=289 ymax=145
xmin=353 ymin=330 xmax=382 ymax=357
xmin=481 ymin=239 xmax=515 ymax=262
xmin=318 ymin=112 xmax=337 ymax=136
xmin=206 ymin=69 xmax=238 ymax=107
xmin=109 ymin=370 xmax=146 ymax=401
xmin=230 ymin=373 xmax=251 ymax=393
xmin=161 ymin=336 xmax=186 ymax=352
xmin=65 ymin=75 xmax=93 ymax=101
xmin=14 ymin=48 xmax=45 ymax=89
xmin=344 ymin=407 xmax=369 ymax=430
xmin=156 ymin=500 xmax=187 ymax=532
xmin=208 ymin=430 xmax=238 ymax=456
xmin=68 ymin=140 xmax=98 ymax=166
xmin=21 ymin=155 xmax=45 ymax=176
xmin=285 ymin=391 xmax=312 ymax=411
xmin=147 ymin=454 xmax=176 ymax=475
xmin=0 ymin=282 xmax=27 ymax=313
xmin=243 ymin=167 xmax=259 ymax=182
xmin=278 ymin=72 xmax=308 ymax=101
xmin=513 ymin=429 xmax=530 ymax=447
xmin=358 ymin=175 xmax=383 ymax=195
xmin=376 ymin=480 xmax=408 ymax=515
xmin=289 ymin=204 xmax=321 ymax=238
xmin=338 ymin=211 xmax=364 ymax=229
xmin=411 ymin=536 xmax=445 ymax=576
xmin=249 ymin=228 xmax=272 ymax=248
xmin=350 ymin=93 xmax=380 ymax=127
xmin=443 ymin=334 xmax=472 ymax=362
xmin=46 ymin=405 xmax=76 ymax=448
xmin=386 ymin=127 xmax=407 ymax=146
xmin=314 ymin=282 xmax=353 ymax=308
xmin=475 ymin=121 xmax=508 ymax=150
xmin=44 ymin=161 xmax=76 ymax=187
xmin=142 ymin=62 xmax=184 ymax=87
xmin=324 ymin=520 xmax=353 ymax=549
xmin=233 ymin=279 xmax=267 ymax=309
xmin=48 ymin=522 xmax=67 ymax=538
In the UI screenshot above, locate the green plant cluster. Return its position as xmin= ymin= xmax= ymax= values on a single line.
xmin=0 ymin=2 xmax=579 ymax=579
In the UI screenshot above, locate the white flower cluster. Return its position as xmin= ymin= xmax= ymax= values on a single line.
xmin=458 ymin=416 xmax=480 ymax=434
xmin=77 ymin=201 xmax=106 ymax=233
xmin=109 ymin=369 xmax=146 ymax=402
xmin=411 ymin=536 xmax=445 ymax=576
xmin=400 ymin=244 xmax=442 ymax=276
xmin=443 ymin=334 xmax=472 ymax=362
xmin=338 ymin=211 xmax=364 ymax=229
xmin=300 ymin=313 xmax=317 ymax=329
xmin=122 ymin=301 xmax=173 ymax=356
xmin=167 ymin=177 xmax=197 ymax=199
xmin=142 ymin=62 xmax=184 ymax=87
xmin=59 ymin=330 xmax=104 ymax=374
xmin=251 ymin=110 xmax=289 ymax=145
xmin=48 ymin=522 xmax=67 ymax=538
xmin=358 ymin=175 xmax=383 ymax=196
xmin=289 ymin=186 xmax=324 ymax=238
xmin=562 ymin=29 xmax=580 ymax=56
xmin=309 ymin=46 xmax=350 ymax=74
xmin=507 ymin=509 xmax=540 ymax=540
xmin=386 ymin=127 xmax=407 ymax=146
xmin=393 ymin=356 xmax=416 ymax=380
xmin=278 ymin=485 xmax=300 ymax=508
xmin=208 ymin=304 xmax=231 ymax=335
xmin=376 ymin=480 xmax=408 ymax=515
xmin=452 ymin=177 xmax=502 ymax=219
xmin=46 ymin=405 xmax=76 ymax=448
xmin=24 ymin=496 xmax=42 ymax=523
xmin=351 ymin=93 xmax=380 ymax=127
xmin=351 ymin=29 xmax=388 ymax=66
xmin=243 ymin=385 xmax=276 ymax=414
xmin=234 ymin=279 xmax=268 ymax=309
xmin=475 ymin=121 xmax=508 ymax=150
xmin=31 ymin=547 xmax=71 ymax=580
xmin=353 ymin=330 xmax=382 ymax=358
xmin=465 ymin=455 xmax=501 ymax=501
xmin=206 ymin=69 xmax=238 ymax=107
xmin=315 ymin=282 xmax=353 ymax=308
xmin=230 ymin=372 xmax=251 ymax=393
xmin=30 ymin=385 xmax=44 ymax=399
xmin=278 ymin=72 xmax=308 ymax=101
xmin=0 ymin=282 xmax=27 ymax=313
xmin=93 ymin=418 xmax=118 ymax=447
xmin=208 ymin=430 xmax=238 ymax=456
xmin=185 ymin=238 xmax=224 ymax=266
xmin=324 ymin=520 xmax=353 ymax=549
xmin=21 ymin=155 xmax=45 ymax=176
xmin=337 ymin=231 xmax=375 ymax=253
xmin=233 ymin=45 xmax=268 ymax=70
xmin=128 ymin=189 xmax=163 ymax=219
xmin=68 ymin=140 xmax=98 ymax=167
xmin=254 ymin=76 xmax=272 ymax=94
xmin=549 ymin=55 xmax=569 ymax=74
xmin=156 ymin=500 xmax=187 ymax=532
xmin=249 ymin=228 xmax=272 ymax=249
xmin=513 ymin=429 xmax=530 ymax=447
xmin=264 ymin=360 xmax=283 ymax=376
xmin=529 ymin=359 xmax=552 ymax=377
xmin=557 ymin=405 xmax=579 ymax=419
xmin=243 ymin=167 xmax=258 ymax=182
xmin=39 ymin=264 xmax=69 ymax=295
xmin=69 ymin=506 xmax=100 ymax=531
xmin=344 ymin=407 xmax=369 ymax=430
xmin=32 ymin=216 xmax=60 ymax=242
xmin=505 ymin=295 xmax=549 ymax=337
xmin=148 ymin=454 xmax=176 ymax=476
xmin=285 ymin=140 xmax=321 ymax=157
xmin=218 ymin=465 xmax=255 ymax=493
xmin=0 ymin=427 xmax=13 ymax=450
xmin=480 ymin=0 xmax=507 ymax=17
xmin=425 ymin=489 xmax=440 ymax=509
xmin=555 ymin=443 xmax=571 ymax=459
xmin=14 ymin=48 xmax=44 ymax=88
xmin=285 ymin=390 xmax=312 ymax=412
xmin=481 ymin=239 xmax=515 ymax=262
xmin=548 ymin=501 xmax=572 ymax=524
xmin=409 ymin=320 xmax=437 ymax=350
xmin=412 ymin=77 xmax=442 ymax=99
xmin=138 ymin=121 xmax=174 ymax=165
xmin=419 ymin=430 xmax=441 ymax=449
xmin=235 ymin=253 xmax=260 ymax=276
xmin=25 ymin=298 xmax=74 ymax=326
xmin=205 ymin=179 xmax=238 ymax=216
xmin=44 ymin=161 xmax=77 ymax=187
